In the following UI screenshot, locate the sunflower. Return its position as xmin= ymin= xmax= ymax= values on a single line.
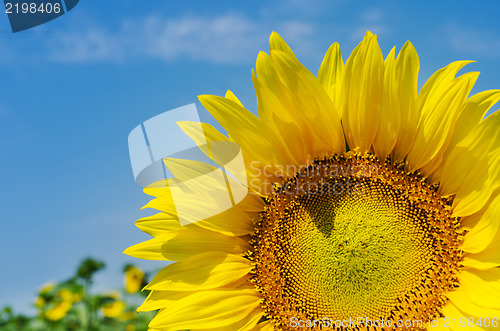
xmin=44 ymin=300 xmax=72 ymax=322
xmin=124 ymin=265 xmax=146 ymax=294
xmin=125 ymin=31 xmax=500 ymax=330
xmin=102 ymin=300 xmax=126 ymax=319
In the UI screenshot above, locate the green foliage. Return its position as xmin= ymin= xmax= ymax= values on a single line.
xmin=0 ymin=307 xmax=31 ymax=331
xmin=77 ymin=258 xmax=106 ymax=282
xmin=1 ymin=258 xmax=155 ymax=331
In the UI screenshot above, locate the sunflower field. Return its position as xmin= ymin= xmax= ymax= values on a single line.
xmin=0 ymin=258 xmax=155 ymax=331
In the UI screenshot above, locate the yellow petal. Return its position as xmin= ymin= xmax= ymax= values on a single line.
xmin=177 ymin=121 xmax=248 ymax=176
xmin=433 ymin=90 xmax=500 ymax=185
xmin=373 ymin=46 xmax=400 ymax=160
xmin=253 ymin=37 xmax=346 ymax=168
xmin=144 ymin=159 xmax=254 ymax=227
xmin=407 ymin=71 xmax=477 ymax=171
xmin=317 ymin=42 xmax=344 ymax=114
xmin=194 ymin=200 xmax=257 ymax=236
xmin=163 ymin=156 xmax=248 ymax=203
xmin=458 ymin=268 xmax=500 ymax=309
xmin=148 ymin=289 xmax=260 ymax=330
xmin=198 ymin=95 xmax=277 ymax=166
xmin=163 ymin=158 xmax=215 ymax=182
xmin=177 ymin=120 xmax=275 ymax=195
xmin=252 ymin=47 xmax=345 ymax=168
xmin=447 ymin=90 xmax=500 ymax=150
xmin=135 ymin=213 xmax=181 ymax=237
xmin=138 ymin=165 xmax=261 ymax=235
xmin=342 ymin=31 xmax=384 ymax=153
xmin=138 ymin=291 xmax=191 ymax=312
xmin=408 ymin=60 xmax=472 ymax=169
xmin=453 ymin=150 xmax=500 ymax=217
xmin=417 ymin=61 xmax=473 ymax=108
xmin=224 ymin=90 xmax=244 ymax=107
xmin=392 ymin=41 xmax=420 ymax=162
xmin=439 ymin=110 xmax=500 ymax=197
xmin=463 ymin=230 xmax=500 ymax=269
xmin=419 ymin=72 xmax=480 ymax=177
xmin=269 ymin=31 xmax=296 ymax=59
xmin=440 ymin=301 xmax=484 ymax=331
xmin=177 ymin=121 xmax=229 ymax=156
xmin=191 ymin=307 xmax=264 ymax=331
xmin=447 ymin=290 xmax=500 ymax=322
xmin=123 ymin=228 xmax=249 ymax=261
xmin=269 ymin=50 xmax=345 ymax=155
xmin=143 ymin=179 xmax=173 ymax=199
xmin=252 ymin=320 xmax=275 ymax=330
xmin=460 ymin=190 xmax=500 ymax=253
xmin=252 ymin=60 xmax=308 ymax=168
xmin=145 ymin=252 xmax=251 ymax=291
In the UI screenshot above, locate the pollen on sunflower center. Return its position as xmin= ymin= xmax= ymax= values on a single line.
xmin=249 ymin=153 xmax=464 ymax=329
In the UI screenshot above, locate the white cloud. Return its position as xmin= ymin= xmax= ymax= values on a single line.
xmin=47 ymin=13 xmax=317 ymax=64
xmin=348 ymin=8 xmax=388 ymax=42
xmin=48 ymin=27 xmax=125 ymax=62
xmin=444 ymin=23 xmax=500 ymax=58
xmin=271 ymin=0 xmax=346 ymax=17
xmin=361 ymin=8 xmax=384 ymax=23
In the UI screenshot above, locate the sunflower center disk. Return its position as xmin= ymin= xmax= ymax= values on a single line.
xmin=250 ymin=154 xmax=463 ymax=329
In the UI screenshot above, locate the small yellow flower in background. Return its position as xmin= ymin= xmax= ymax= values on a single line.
xmin=34 ymin=297 xmax=45 ymax=309
xmin=124 ymin=265 xmax=145 ymax=294
xmin=44 ymin=300 xmax=71 ymax=321
xmin=39 ymin=282 xmax=54 ymax=294
xmin=58 ymin=289 xmax=73 ymax=302
xmin=102 ymin=300 xmax=126 ymax=318
xmin=35 ymin=282 xmax=78 ymax=321
xmin=57 ymin=288 xmax=81 ymax=303
xmin=125 ymin=31 xmax=500 ymax=330
xmin=119 ymin=311 xmax=137 ymax=321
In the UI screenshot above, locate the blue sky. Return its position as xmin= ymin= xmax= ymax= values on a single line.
xmin=1 ymin=0 xmax=500 ymax=313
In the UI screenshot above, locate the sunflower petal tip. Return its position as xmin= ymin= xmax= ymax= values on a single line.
xmin=270 ymin=30 xmax=280 ymax=39
xmin=364 ymin=30 xmax=376 ymax=39
xmin=403 ymin=40 xmax=415 ymax=48
xmin=257 ymin=50 xmax=268 ymax=59
xmin=269 ymin=31 xmax=295 ymax=57
xmin=196 ymin=94 xmax=207 ymax=104
xmin=198 ymin=94 xmax=220 ymax=106
xmin=122 ymin=247 xmax=133 ymax=256
xmin=175 ymin=120 xmax=189 ymax=129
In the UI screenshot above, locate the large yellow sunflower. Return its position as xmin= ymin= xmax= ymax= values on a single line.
xmin=125 ymin=31 xmax=500 ymax=330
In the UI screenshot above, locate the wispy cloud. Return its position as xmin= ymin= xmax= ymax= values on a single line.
xmin=444 ymin=23 xmax=500 ymax=58
xmin=349 ymin=8 xmax=388 ymax=41
xmin=46 ymin=13 xmax=317 ymax=64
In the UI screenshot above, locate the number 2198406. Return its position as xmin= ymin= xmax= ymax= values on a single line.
xmin=5 ymin=2 xmax=61 ymax=14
